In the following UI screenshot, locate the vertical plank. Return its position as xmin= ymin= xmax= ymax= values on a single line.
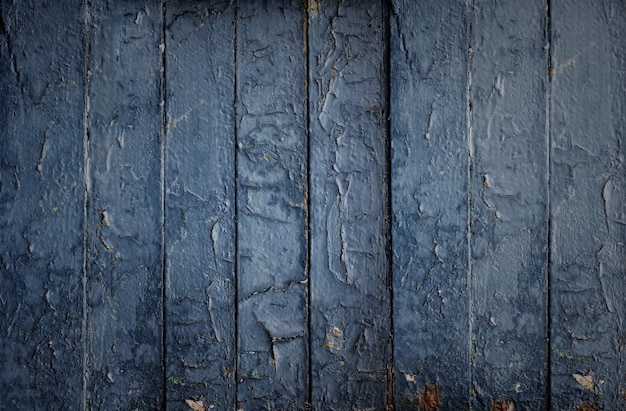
xmin=236 ymin=1 xmax=308 ymax=409
xmin=164 ymin=1 xmax=236 ymax=409
xmin=390 ymin=0 xmax=470 ymax=408
xmin=0 ymin=1 xmax=85 ymax=408
xmin=309 ymin=0 xmax=391 ymax=408
xmin=84 ymin=0 xmax=164 ymax=408
xmin=550 ymin=0 xmax=626 ymax=409
xmin=468 ymin=0 xmax=549 ymax=408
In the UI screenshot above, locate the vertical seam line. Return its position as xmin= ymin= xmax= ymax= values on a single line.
xmin=304 ymin=0 xmax=312 ymax=409
xmin=81 ymin=0 xmax=91 ymax=408
xmin=545 ymin=0 xmax=553 ymax=409
xmin=465 ymin=0 xmax=474 ymax=409
xmin=232 ymin=2 xmax=239 ymax=410
xmin=160 ymin=1 xmax=167 ymax=408
xmin=383 ymin=0 xmax=395 ymax=409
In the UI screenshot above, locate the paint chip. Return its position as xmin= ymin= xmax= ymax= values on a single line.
xmin=573 ymin=374 xmax=595 ymax=392
xmin=404 ymin=373 xmax=416 ymax=383
xmin=185 ymin=399 xmax=205 ymax=411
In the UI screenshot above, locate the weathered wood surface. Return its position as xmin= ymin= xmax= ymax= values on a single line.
xmin=0 ymin=1 xmax=85 ymax=409
xmin=1 ymin=1 xmax=625 ymax=409
xmin=468 ymin=0 xmax=550 ymax=409
xmin=236 ymin=1 xmax=309 ymax=409
xmin=309 ymin=0 xmax=391 ymax=408
xmin=84 ymin=1 xmax=164 ymax=409
xmin=390 ymin=0 xmax=470 ymax=409
xmin=550 ymin=0 xmax=626 ymax=409
xmin=164 ymin=2 xmax=236 ymax=409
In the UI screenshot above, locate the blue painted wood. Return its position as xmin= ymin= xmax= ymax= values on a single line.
xmin=1 ymin=1 xmax=625 ymax=408
xmin=390 ymin=1 xmax=470 ymax=409
xmin=309 ymin=1 xmax=391 ymax=408
xmin=550 ymin=1 xmax=626 ymax=409
xmin=0 ymin=1 xmax=85 ymax=408
xmin=84 ymin=1 xmax=164 ymax=408
xmin=235 ymin=1 xmax=309 ymax=409
xmin=468 ymin=0 xmax=550 ymax=409
xmin=164 ymin=2 xmax=236 ymax=410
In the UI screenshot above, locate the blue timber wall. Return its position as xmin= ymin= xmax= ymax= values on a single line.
xmin=1 ymin=0 xmax=624 ymax=410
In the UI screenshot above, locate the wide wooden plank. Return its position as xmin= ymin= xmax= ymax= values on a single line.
xmin=309 ymin=0 xmax=391 ymax=408
xmin=390 ymin=0 xmax=470 ymax=408
xmin=550 ymin=1 xmax=626 ymax=409
xmin=235 ymin=1 xmax=308 ymax=409
xmin=84 ymin=1 xmax=164 ymax=408
xmin=468 ymin=0 xmax=549 ymax=408
xmin=0 ymin=1 xmax=85 ymax=408
xmin=164 ymin=1 xmax=236 ymax=409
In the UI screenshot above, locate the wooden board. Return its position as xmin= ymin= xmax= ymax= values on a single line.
xmin=0 ymin=1 xmax=85 ymax=408
xmin=164 ymin=1 xmax=236 ymax=409
xmin=468 ymin=0 xmax=550 ymax=408
xmin=309 ymin=0 xmax=391 ymax=408
xmin=390 ymin=0 xmax=470 ymax=408
xmin=550 ymin=0 xmax=626 ymax=409
xmin=235 ymin=1 xmax=309 ymax=409
xmin=84 ymin=1 xmax=164 ymax=408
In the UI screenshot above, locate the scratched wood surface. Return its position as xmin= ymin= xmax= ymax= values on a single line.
xmin=1 ymin=1 xmax=624 ymax=410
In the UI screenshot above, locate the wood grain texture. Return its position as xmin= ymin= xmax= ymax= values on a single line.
xmin=0 ymin=1 xmax=85 ymax=409
xmin=390 ymin=0 xmax=470 ymax=408
xmin=84 ymin=1 xmax=163 ymax=408
xmin=550 ymin=0 xmax=626 ymax=409
xmin=308 ymin=1 xmax=391 ymax=408
xmin=235 ymin=1 xmax=309 ymax=409
xmin=164 ymin=2 xmax=236 ymax=410
xmin=468 ymin=0 xmax=549 ymax=408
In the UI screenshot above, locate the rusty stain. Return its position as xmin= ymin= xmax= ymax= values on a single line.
xmin=418 ymin=384 xmax=441 ymax=410
xmin=491 ymin=400 xmax=515 ymax=411
xmin=576 ymin=402 xmax=598 ymax=411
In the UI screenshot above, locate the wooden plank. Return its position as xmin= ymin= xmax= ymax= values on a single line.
xmin=84 ymin=1 xmax=164 ymax=408
xmin=550 ymin=0 xmax=626 ymax=409
xmin=308 ymin=0 xmax=391 ymax=408
xmin=390 ymin=0 xmax=470 ymax=408
xmin=0 ymin=1 xmax=85 ymax=408
xmin=235 ymin=1 xmax=308 ymax=409
xmin=468 ymin=0 xmax=549 ymax=408
xmin=164 ymin=1 xmax=236 ymax=409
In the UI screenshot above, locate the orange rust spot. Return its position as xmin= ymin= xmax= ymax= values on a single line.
xmin=418 ymin=384 xmax=441 ymax=410
xmin=491 ymin=400 xmax=515 ymax=411
xmin=577 ymin=402 xmax=598 ymax=411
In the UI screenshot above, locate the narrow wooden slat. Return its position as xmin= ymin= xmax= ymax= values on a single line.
xmin=0 ymin=1 xmax=84 ymax=408
xmin=85 ymin=1 xmax=163 ymax=408
xmin=390 ymin=0 xmax=470 ymax=408
xmin=164 ymin=1 xmax=236 ymax=409
xmin=309 ymin=0 xmax=391 ymax=407
xmin=550 ymin=1 xmax=626 ymax=409
xmin=468 ymin=0 xmax=549 ymax=408
xmin=235 ymin=1 xmax=308 ymax=409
